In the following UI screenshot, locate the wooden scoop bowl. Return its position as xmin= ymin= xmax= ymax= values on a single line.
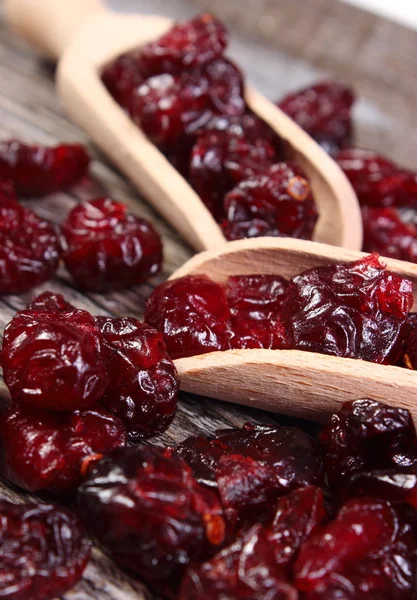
xmin=4 ymin=0 xmax=362 ymax=252
xmin=171 ymin=237 xmax=417 ymax=423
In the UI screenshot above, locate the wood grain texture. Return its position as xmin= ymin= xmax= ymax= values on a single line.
xmin=0 ymin=0 xmax=416 ymax=598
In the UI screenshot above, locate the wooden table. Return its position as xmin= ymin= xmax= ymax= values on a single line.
xmin=0 ymin=0 xmax=416 ymax=597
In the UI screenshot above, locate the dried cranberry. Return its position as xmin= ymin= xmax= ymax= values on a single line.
xmin=222 ymin=162 xmax=318 ymax=241
xmin=139 ymin=14 xmax=228 ymax=76
xmin=179 ymin=523 xmax=298 ymax=600
xmin=95 ymin=316 xmax=179 ymax=440
xmin=0 ymin=402 xmax=126 ymax=493
xmin=145 ymin=275 xmax=232 ymax=359
xmin=28 ymin=290 xmax=74 ymax=312
xmin=294 ymin=497 xmax=417 ymax=599
xmin=0 ymin=191 xmax=61 ymax=293
xmin=403 ymin=324 xmax=417 ymax=370
xmin=362 ymin=206 xmax=417 ymax=262
xmin=77 ymin=446 xmax=226 ymax=596
xmin=0 ymin=140 xmax=90 ymax=196
xmin=0 ymin=500 xmax=91 ymax=600
xmin=1 ymin=305 xmax=107 ymax=411
xmin=200 ymin=57 xmax=245 ymax=117
xmin=61 ymin=197 xmax=162 ymax=292
xmin=278 ymin=81 xmax=354 ymax=156
xmin=345 ymin=470 xmax=417 ymax=508
xmin=281 ymin=255 xmax=413 ymax=364
xmin=101 ymin=50 xmax=146 ymax=111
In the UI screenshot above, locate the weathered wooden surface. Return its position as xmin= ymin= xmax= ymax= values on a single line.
xmin=0 ymin=0 xmax=415 ymax=598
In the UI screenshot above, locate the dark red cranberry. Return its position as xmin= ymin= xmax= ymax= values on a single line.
xmin=61 ymin=197 xmax=162 ymax=292
xmin=345 ymin=470 xmax=417 ymax=507
xmin=222 ymin=162 xmax=318 ymax=241
xmin=281 ymin=255 xmax=413 ymax=364
xmin=95 ymin=316 xmax=179 ymax=440
xmin=362 ymin=206 xmax=417 ymax=262
xmin=77 ymin=446 xmax=226 ymax=597
xmin=179 ymin=523 xmax=298 ymax=600
xmin=278 ymin=81 xmax=354 ymax=156
xmin=0 ymin=402 xmax=126 ymax=493
xmin=403 ymin=323 xmax=417 ymax=370
xmin=28 ymin=290 xmax=74 ymax=312
xmin=1 ymin=305 xmax=107 ymax=411
xmin=101 ymin=50 xmax=146 ymax=111
xmin=145 ymin=275 xmax=232 ymax=359
xmin=0 ymin=500 xmax=91 ymax=600
xmin=139 ymin=14 xmax=228 ymax=76
xmin=294 ymin=497 xmax=417 ymax=599
xmin=0 ymin=140 xmax=90 ymax=196
xmin=200 ymin=57 xmax=245 ymax=117
xmin=337 ymin=148 xmax=417 ymax=207
xmin=0 ymin=191 xmax=61 ymax=293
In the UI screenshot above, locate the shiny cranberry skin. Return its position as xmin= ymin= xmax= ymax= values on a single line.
xmin=95 ymin=316 xmax=179 ymax=440
xmin=139 ymin=14 xmax=228 ymax=76
xmin=0 ymin=402 xmax=126 ymax=493
xmin=294 ymin=497 xmax=417 ymax=599
xmin=222 ymin=162 xmax=318 ymax=241
xmin=282 ymin=254 xmax=413 ymax=364
xmin=0 ymin=192 xmax=61 ymax=293
xmin=179 ymin=523 xmax=298 ymax=600
xmin=0 ymin=140 xmax=90 ymax=196
xmin=403 ymin=324 xmax=417 ymax=370
xmin=362 ymin=206 xmax=417 ymax=262
xmin=201 ymin=57 xmax=245 ymax=117
xmin=278 ymin=81 xmax=354 ymax=156
xmin=101 ymin=50 xmax=146 ymax=110
xmin=145 ymin=275 xmax=232 ymax=359
xmin=1 ymin=306 xmax=107 ymax=411
xmin=61 ymin=198 xmax=162 ymax=292
xmin=28 ymin=290 xmax=74 ymax=312
xmin=0 ymin=500 xmax=91 ymax=600
xmin=77 ymin=446 xmax=226 ymax=596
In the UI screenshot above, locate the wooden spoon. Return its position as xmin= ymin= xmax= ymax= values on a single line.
xmin=4 ymin=0 xmax=362 ymax=252
xmin=170 ymin=237 xmax=417 ymax=423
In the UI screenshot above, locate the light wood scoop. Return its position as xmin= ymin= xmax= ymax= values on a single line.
xmin=4 ymin=0 xmax=362 ymax=252
xmin=171 ymin=237 xmax=417 ymax=423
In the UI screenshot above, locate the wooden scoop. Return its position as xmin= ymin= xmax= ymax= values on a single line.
xmin=171 ymin=237 xmax=417 ymax=423
xmin=4 ymin=0 xmax=362 ymax=252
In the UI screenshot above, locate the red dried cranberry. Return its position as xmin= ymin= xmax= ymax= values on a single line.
xmin=200 ymin=57 xmax=245 ymax=117
xmin=95 ymin=316 xmax=179 ymax=440
xmin=278 ymin=81 xmax=354 ymax=156
xmin=345 ymin=470 xmax=417 ymax=507
xmin=0 ymin=402 xmax=126 ymax=493
xmin=139 ymin=14 xmax=228 ymax=76
xmin=337 ymin=148 xmax=417 ymax=207
xmin=362 ymin=206 xmax=417 ymax=262
xmin=179 ymin=523 xmax=298 ymax=600
xmin=101 ymin=50 xmax=146 ymax=111
xmin=403 ymin=323 xmax=417 ymax=370
xmin=281 ymin=255 xmax=413 ymax=364
xmin=0 ymin=191 xmax=61 ymax=293
xmin=0 ymin=140 xmax=90 ymax=196
xmin=0 ymin=500 xmax=91 ymax=600
xmin=145 ymin=275 xmax=232 ymax=359
xmin=1 ymin=305 xmax=107 ymax=411
xmin=222 ymin=162 xmax=318 ymax=241
xmin=28 ymin=290 xmax=74 ymax=312
xmin=77 ymin=446 xmax=226 ymax=597
xmin=61 ymin=198 xmax=162 ymax=292
xmin=294 ymin=498 xmax=417 ymax=599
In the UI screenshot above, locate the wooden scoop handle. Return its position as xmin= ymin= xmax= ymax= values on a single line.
xmin=3 ymin=0 xmax=106 ymax=60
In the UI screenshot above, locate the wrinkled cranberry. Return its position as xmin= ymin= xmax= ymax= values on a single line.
xmin=278 ymin=81 xmax=354 ymax=156
xmin=1 ymin=305 xmax=107 ymax=411
xmin=95 ymin=316 xmax=179 ymax=440
xmin=139 ymin=14 xmax=228 ymax=76
xmin=362 ymin=206 xmax=417 ymax=261
xmin=101 ymin=50 xmax=146 ymax=111
xmin=337 ymin=148 xmax=417 ymax=207
xmin=403 ymin=323 xmax=417 ymax=370
xmin=179 ymin=523 xmax=298 ymax=600
xmin=0 ymin=402 xmax=126 ymax=493
xmin=0 ymin=191 xmax=61 ymax=293
xmin=145 ymin=275 xmax=232 ymax=359
xmin=281 ymin=254 xmax=413 ymax=364
xmin=0 ymin=500 xmax=91 ymax=600
xmin=295 ymin=497 xmax=417 ymax=599
xmin=0 ymin=140 xmax=90 ymax=196
xmin=222 ymin=162 xmax=318 ymax=241
xmin=28 ymin=290 xmax=74 ymax=312
xmin=77 ymin=446 xmax=226 ymax=596
xmin=200 ymin=57 xmax=245 ymax=117
xmin=61 ymin=197 xmax=162 ymax=292
xmin=345 ymin=470 xmax=417 ymax=508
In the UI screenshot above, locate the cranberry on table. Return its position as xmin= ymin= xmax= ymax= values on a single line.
xmin=281 ymin=254 xmax=413 ymax=364
xmin=27 ymin=290 xmax=75 ymax=312
xmin=0 ymin=402 xmax=126 ymax=494
xmin=362 ymin=206 xmax=417 ymax=262
xmin=0 ymin=501 xmax=91 ymax=600
xmin=61 ymin=197 xmax=162 ymax=292
xmin=0 ymin=140 xmax=90 ymax=196
xmin=95 ymin=316 xmax=179 ymax=440
xmin=101 ymin=49 xmax=146 ymax=111
xmin=77 ymin=446 xmax=226 ymax=597
xmin=222 ymin=162 xmax=318 ymax=241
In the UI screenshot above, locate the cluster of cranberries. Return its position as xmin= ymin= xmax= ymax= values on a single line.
xmin=102 ymin=14 xmax=319 ymax=241
xmin=0 ymin=140 xmax=162 ymax=293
